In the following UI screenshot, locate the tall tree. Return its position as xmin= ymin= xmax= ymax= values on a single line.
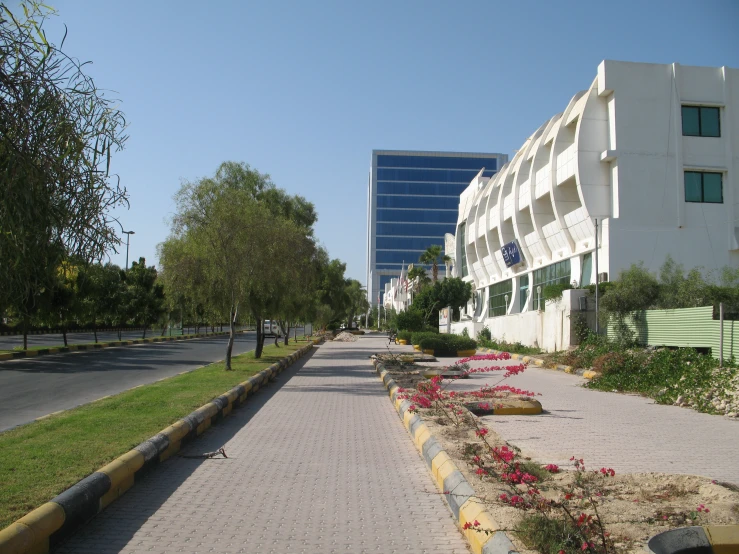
xmin=419 ymin=245 xmax=451 ymax=282
xmin=162 ymin=161 xmax=319 ymax=365
xmin=0 ymin=2 xmax=129 ymax=332
xmin=125 ymin=258 xmax=165 ymax=339
xmin=343 ymin=279 xmax=369 ymax=329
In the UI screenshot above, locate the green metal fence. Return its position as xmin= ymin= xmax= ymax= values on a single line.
xmin=607 ymin=305 xmax=737 ymax=361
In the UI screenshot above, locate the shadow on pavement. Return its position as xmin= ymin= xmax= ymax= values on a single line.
xmin=53 ymin=349 xmax=315 ymax=553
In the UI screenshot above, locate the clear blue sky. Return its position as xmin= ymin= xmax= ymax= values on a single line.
xmin=40 ymin=0 xmax=739 ymax=283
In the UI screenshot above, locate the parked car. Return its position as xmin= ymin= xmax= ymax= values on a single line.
xmin=262 ymin=319 xmax=282 ymax=336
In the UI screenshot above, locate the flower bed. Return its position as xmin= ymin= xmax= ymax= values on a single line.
xmin=380 ymin=351 xmax=739 ymax=553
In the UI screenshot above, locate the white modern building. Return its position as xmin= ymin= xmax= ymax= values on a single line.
xmin=448 ymin=60 xmax=739 ymax=349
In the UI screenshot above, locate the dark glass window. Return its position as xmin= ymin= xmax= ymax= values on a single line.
xmin=376 ymin=250 xmax=426 ymax=264
xmin=684 ymin=171 xmax=723 ymax=203
xmin=532 ymin=259 xmax=571 ymax=311
xmin=682 ymin=106 xmax=720 ymax=137
xmin=376 ymin=167 xmax=487 ymax=183
xmin=377 ymin=209 xmax=458 ymax=224
xmin=519 ymin=274 xmax=529 ymax=312
xmin=376 ymin=237 xmax=448 ymax=250
xmin=376 ymin=263 xmax=404 ymax=269
xmin=489 ymin=279 xmax=512 ymax=317
xmin=377 ymin=195 xmax=461 ymax=210
xmin=377 ymin=182 xmax=469 ymax=196
xmin=580 ymin=253 xmax=592 ymax=287
xmin=458 ymin=223 xmax=468 ymax=278
xmin=377 ymin=155 xmax=499 ymax=171
xmin=375 ymin=222 xmax=456 ymax=236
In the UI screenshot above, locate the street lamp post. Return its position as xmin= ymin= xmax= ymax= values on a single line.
xmin=123 ymin=230 xmax=135 ymax=270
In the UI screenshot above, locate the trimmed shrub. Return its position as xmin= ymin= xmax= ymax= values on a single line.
xmin=410 ymin=330 xmax=438 ymax=346
xmin=397 ymin=330 xmax=412 ymax=342
xmin=450 ymin=335 xmax=477 ymax=351
xmin=418 ymin=336 xmax=447 ymax=352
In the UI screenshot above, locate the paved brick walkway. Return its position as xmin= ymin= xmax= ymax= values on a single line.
xmin=55 ymin=336 xmax=469 ymax=554
xmin=428 ymin=352 xmax=739 ymax=485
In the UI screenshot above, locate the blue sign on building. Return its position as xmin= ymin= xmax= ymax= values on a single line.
xmin=501 ymin=240 xmax=522 ymax=267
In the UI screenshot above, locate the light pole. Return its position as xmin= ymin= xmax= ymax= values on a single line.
xmin=123 ymin=230 xmax=135 ymax=270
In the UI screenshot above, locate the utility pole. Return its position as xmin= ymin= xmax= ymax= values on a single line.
xmin=594 ymin=219 xmax=599 ymax=335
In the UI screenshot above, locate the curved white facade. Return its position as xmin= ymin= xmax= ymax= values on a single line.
xmin=451 ymin=60 xmax=739 ymax=342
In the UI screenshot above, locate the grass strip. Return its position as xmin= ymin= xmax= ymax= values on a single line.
xmin=0 ymin=341 xmax=305 ymax=529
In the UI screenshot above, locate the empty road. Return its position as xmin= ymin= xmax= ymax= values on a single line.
xmin=0 ymin=332 xmax=260 ymax=432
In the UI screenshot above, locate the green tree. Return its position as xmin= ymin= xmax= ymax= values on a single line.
xmin=125 ymin=258 xmax=165 ymax=339
xmin=408 ymin=265 xmax=431 ymax=292
xmin=0 ymin=2 xmax=128 ymax=337
xmin=343 ymin=279 xmax=369 ymax=329
xmin=419 ymin=245 xmax=451 ymax=283
xmin=600 ymin=263 xmax=659 ymax=343
xmin=162 ymin=161 xmax=320 ymax=364
xmin=77 ymin=262 xmax=124 ymax=343
xmin=410 ymin=277 xmax=472 ymax=328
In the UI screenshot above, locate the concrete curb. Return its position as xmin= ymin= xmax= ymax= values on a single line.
xmin=0 ymin=341 xmax=316 ymax=554
xmin=0 ymin=330 xmax=248 ymax=364
xmin=476 ymin=347 xmax=599 ymax=380
xmin=646 ymin=524 xmax=739 ymax=553
xmin=373 ymin=360 xmax=519 ymax=554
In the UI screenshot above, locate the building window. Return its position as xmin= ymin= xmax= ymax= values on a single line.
xmin=489 ymin=279 xmax=512 ymax=318
xmin=682 ymin=106 xmax=720 ymax=137
xmin=581 ymin=253 xmax=592 ymax=287
xmin=519 ymin=274 xmax=529 ymax=312
xmin=685 ymin=171 xmax=723 ymax=203
xmin=532 ymin=259 xmax=571 ymax=311
xmin=459 ymin=223 xmax=468 ymax=277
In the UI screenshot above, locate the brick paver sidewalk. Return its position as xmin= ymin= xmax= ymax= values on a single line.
xmin=55 ymin=336 xmax=469 ymax=554
xmin=436 ymin=353 xmax=739 ymax=485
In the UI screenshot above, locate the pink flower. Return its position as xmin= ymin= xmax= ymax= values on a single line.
xmin=475 ymin=428 xmax=489 ymax=438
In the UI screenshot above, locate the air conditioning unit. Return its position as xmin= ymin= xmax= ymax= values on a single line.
xmin=598 ymin=272 xmax=608 ymax=283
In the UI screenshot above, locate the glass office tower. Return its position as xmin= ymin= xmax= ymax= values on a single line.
xmin=366 ymin=150 xmax=507 ymax=305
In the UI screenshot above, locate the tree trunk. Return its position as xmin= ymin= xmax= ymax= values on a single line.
xmin=62 ymin=326 xmax=68 ymax=347
xmin=225 ymin=305 xmax=236 ymax=370
xmin=93 ymin=315 xmax=98 ymax=343
xmin=255 ymin=316 xmax=264 ymax=359
xmin=142 ymin=325 xmax=147 ymax=339
xmin=23 ymin=316 xmax=28 ymax=350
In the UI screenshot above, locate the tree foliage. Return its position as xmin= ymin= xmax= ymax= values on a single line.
xmin=160 ymin=161 xmax=327 ymax=365
xmin=0 ymin=1 xmax=128 ymax=325
xmin=419 ymin=245 xmax=451 ymax=283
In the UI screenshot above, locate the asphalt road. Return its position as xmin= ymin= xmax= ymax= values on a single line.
xmin=0 ymin=327 xmax=239 ymax=351
xmin=0 ymin=332 xmax=261 ymax=432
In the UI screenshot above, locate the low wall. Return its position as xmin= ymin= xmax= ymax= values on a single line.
xmin=607 ymin=305 xmax=738 ymax=360
xmin=450 ymin=289 xmax=589 ymax=352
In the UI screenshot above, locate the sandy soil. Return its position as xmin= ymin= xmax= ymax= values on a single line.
xmin=380 ymin=360 xmax=739 ymax=553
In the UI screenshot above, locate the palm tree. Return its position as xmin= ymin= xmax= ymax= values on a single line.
xmin=407 ymin=265 xmax=430 ymax=291
xmin=419 ymin=245 xmax=451 ymax=283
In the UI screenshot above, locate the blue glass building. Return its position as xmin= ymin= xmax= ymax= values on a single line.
xmin=366 ymin=150 xmax=508 ymax=305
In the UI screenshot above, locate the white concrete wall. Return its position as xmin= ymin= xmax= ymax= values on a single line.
xmin=450 ymin=60 xmax=738 ymax=349
xmin=451 ymin=289 xmax=589 ymax=352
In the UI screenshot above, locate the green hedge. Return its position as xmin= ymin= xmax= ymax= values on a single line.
xmin=418 ymin=333 xmax=477 ymax=355
xmin=410 ymin=330 xmax=438 ymax=346
xmin=397 ymin=330 xmax=413 ymax=342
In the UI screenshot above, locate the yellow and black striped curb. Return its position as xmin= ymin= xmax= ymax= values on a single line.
xmin=476 ymin=347 xmax=599 ymax=380
xmin=373 ymin=360 xmax=518 ymax=554
xmin=647 ymin=524 xmax=739 ymax=553
xmin=0 ymin=330 xmax=247 ymax=364
xmin=0 ymin=340 xmax=318 ymax=554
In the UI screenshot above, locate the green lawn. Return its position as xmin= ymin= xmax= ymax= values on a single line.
xmin=0 ymin=341 xmax=306 ymax=529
